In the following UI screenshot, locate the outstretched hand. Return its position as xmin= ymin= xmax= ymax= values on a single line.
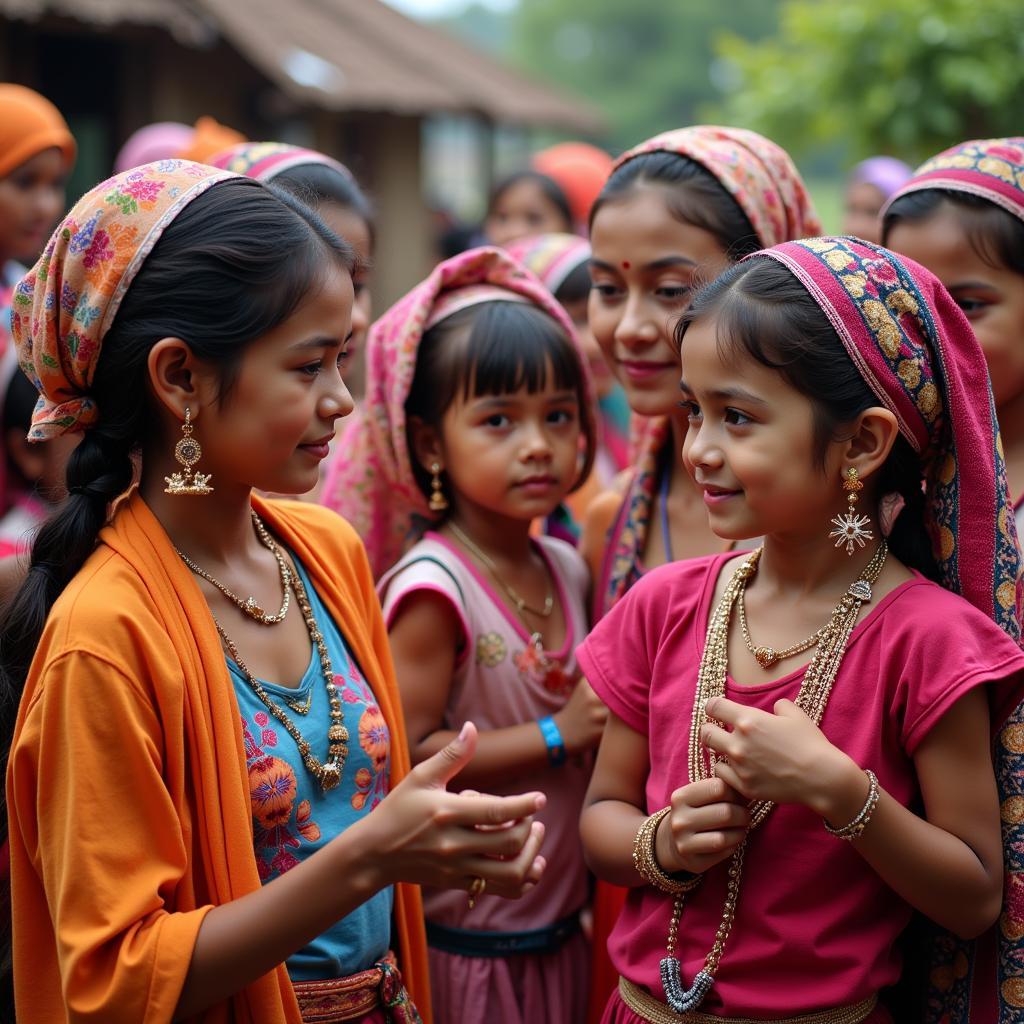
xmin=371 ymin=721 xmax=547 ymax=899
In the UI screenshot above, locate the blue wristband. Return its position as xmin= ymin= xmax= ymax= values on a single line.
xmin=538 ymin=715 xmax=566 ymax=767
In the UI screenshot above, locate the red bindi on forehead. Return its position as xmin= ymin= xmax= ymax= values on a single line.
xmin=621 ymin=260 xmax=631 ymax=269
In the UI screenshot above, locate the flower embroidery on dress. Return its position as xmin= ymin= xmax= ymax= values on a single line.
xmin=475 ymin=631 xmax=507 ymax=666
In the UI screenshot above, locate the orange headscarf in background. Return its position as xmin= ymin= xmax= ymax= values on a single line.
xmin=177 ymin=116 xmax=247 ymax=164
xmin=0 ymin=84 xmax=75 ymax=179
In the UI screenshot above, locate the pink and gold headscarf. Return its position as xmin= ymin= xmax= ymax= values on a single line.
xmin=613 ymin=125 xmax=822 ymax=248
xmin=322 ymin=246 xmax=596 ymax=579
xmin=504 ymin=233 xmax=590 ymax=296
xmin=881 ymin=137 xmax=1024 ymax=225
xmin=10 ymin=160 xmax=238 ymax=441
xmin=757 ymin=236 xmax=1023 ymax=1023
xmin=208 ymin=141 xmax=356 ymax=187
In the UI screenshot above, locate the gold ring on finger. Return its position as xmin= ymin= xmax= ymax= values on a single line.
xmin=467 ymin=875 xmax=486 ymax=909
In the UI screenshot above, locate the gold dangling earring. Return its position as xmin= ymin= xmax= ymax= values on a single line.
xmin=164 ymin=406 xmax=214 ymax=496
xmin=428 ymin=462 xmax=448 ymax=512
xmin=828 ymin=466 xmax=872 ymax=555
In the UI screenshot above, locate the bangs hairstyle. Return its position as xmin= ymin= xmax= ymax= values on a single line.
xmin=406 ymin=299 xmax=595 ymax=498
xmin=678 ymin=257 xmax=938 ymax=581
xmin=882 ymin=189 xmax=1024 ymax=277
xmin=590 ymin=152 xmax=761 ymax=260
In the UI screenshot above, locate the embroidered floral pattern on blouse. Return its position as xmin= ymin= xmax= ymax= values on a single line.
xmin=241 ymin=711 xmax=322 ymax=880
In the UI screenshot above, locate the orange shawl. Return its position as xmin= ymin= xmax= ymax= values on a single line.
xmin=7 ymin=492 xmax=430 ymax=1023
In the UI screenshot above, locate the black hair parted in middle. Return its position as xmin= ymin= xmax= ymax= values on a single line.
xmin=677 ymin=256 xmax=939 ymax=582
xmin=405 ymin=299 xmax=595 ymax=503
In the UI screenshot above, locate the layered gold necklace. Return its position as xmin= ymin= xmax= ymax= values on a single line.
xmin=661 ymin=542 xmax=887 ymax=1014
xmin=177 ymin=514 xmax=350 ymax=792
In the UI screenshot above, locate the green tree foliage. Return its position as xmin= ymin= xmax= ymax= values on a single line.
xmin=508 ymin=0 xmax=780 ymax=152
xmin=712 ymin=0 xmax=1024 ymax=163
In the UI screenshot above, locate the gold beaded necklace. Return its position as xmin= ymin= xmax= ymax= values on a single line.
xmin=179 ymin=519 xmax=350 ymax=792
xmin=661 ymin=542 xmax=888 ymax=1015
xmin=176 ymin=511 xmax=292 ymax=626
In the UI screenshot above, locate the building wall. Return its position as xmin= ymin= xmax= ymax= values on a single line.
xmin=0 ymin=13 xmax=434 ymax=312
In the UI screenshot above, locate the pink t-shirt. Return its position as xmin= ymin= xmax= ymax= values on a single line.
xmin=379 ymin=531 xmax=592 ymax=933
xmin=576 ymin=552 xmax=1024 ymax=1018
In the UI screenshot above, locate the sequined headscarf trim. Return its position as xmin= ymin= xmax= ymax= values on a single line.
xmin=10 ymin=160 xmax=239 ymax=440
xmin=881 ymin=137 xmax=1024 ymax=225
xmin=612 ymin=125 xmax=822 ymax=249
xmin=321 ymin=246 xmax=597 ymax=579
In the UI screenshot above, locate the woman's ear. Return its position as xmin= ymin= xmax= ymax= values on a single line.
xmin=146 ymin=338 xmax=218 ymax=424
xmin=408 ymin=415 xmax=444 ymax=473
xmin=841 ymin=406 xmax=900 ymax=483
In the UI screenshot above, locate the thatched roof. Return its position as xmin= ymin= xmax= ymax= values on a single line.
xmin=1 ymin=0 xmax=603 ymax=131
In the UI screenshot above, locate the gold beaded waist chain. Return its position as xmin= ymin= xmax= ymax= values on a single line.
xmin=618 ymin=977 xmax=878 ymax=1024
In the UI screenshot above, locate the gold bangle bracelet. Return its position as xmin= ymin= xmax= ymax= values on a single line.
xmin=823 ymin=769 xmax=880 ymax=841
xmin=633 ymin=807 xmax=702 ymax=895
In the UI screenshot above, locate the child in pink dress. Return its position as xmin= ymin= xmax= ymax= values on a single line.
xmin=326 ymin=246 xmax=604 ymax=1023
xmin=579 ymin=238 xmax=1024 ymax=1023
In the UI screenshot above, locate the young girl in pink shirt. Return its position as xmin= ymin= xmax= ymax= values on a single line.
xmin=579 ymin=236 xmax=1024 ymax=1023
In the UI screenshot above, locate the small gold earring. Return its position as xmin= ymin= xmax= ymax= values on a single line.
xmin=428 ymin=462 xmax=448 ymax=512
xmin=828 ymin=466 xmax=872 ymax=555
xmin=164 ymin=407 xmax=214 ymax=496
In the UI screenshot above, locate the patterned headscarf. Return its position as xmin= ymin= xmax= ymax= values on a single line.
xmin=613 ymin=125 xmax=822 ymax=249
xmin=882 ymin=137 xmax=1024 ymax=225
xmin=321 ymin=246 xmax=597 ymax=579
xmin=505 ymin=233 xmax=590 ymax=296
xmin=759 ymin=236 xmax=1022 ymax=641
xmin=756 ymin=237 xmax=1024 ymax=1024
xmin=208 ymin=140 xmax=356 ymax=187
xmin=10 ymin=161 xmax=238 ymax=440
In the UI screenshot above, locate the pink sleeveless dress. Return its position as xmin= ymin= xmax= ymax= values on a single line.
xmin=380 ymin=531 xmax=592 ymax=1024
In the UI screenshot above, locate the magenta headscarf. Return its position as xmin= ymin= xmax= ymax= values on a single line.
xmin=882 ymin=137 xmax=1024 ymax=225
xmin=321 ymin=246 xmax=597 ymax=578
xmin=756 ymin=236 xmax=1023 ymax=1023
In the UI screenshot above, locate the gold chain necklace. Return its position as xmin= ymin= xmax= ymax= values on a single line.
xmin=661 ymin=542 xmax=888 ymax=1015
xmin=448 ymin=520 xmax=554 ymax=618
xmin=191 ymin=530 xmax=350 ymax=793
xmin=736 ymin=582 xmax=828 ymax=670
xmin=176 ymin=511 xmax=292 ymax=626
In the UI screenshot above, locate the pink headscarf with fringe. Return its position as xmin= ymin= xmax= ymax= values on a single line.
xmin=321 ymin=246 xmax=597 ymax=578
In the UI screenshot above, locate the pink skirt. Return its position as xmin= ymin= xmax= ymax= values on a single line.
xmin=428 ymin=930 xmax=589 ymax=1024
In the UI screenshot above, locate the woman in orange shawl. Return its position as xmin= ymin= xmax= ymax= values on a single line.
xmin=1 ymin=162 xmax=547 ymax=1023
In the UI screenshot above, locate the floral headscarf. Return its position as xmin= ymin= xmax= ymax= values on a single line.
xmin=321 ymin=246 xmax=597 ymax=579
xmin=613 ymin=125 xmax=822 ymax=249
xmin=208 ymin=140 xmax=356 ymax=187
xmin=882 ymin=137 xmax=1024 ymax=225
xmin=505 ymin=233 xmax=590 ymax=296
xmin=759 ymin=236 xmax=1023 ymax=1023
xmin=10 ymin=161 xmax=238 ymax=441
